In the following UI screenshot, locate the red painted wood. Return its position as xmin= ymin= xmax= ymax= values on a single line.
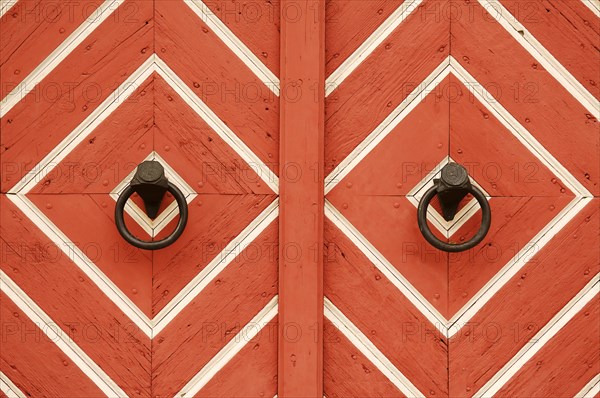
xmin=195 ymin=320 xmax=278 ymax=398
xmin=28 ymin=76 xmax=154 ymax=194
xmin=155 ymin=0 xmax=279 ymax=175
xmin=0 ymin=1 xmax=102 ymax=99
xmin=0 ymin=0 xmax=153 ymax=193
xmin=325 ymin=0 xmax=404 ymax=77
xmin=497 ymin=297 xmax=600 ymax=397
xmin=152 ymin=222 xmax=278 ymax=397
xmin=449 ymin=199 xmax=599 ymax=396
xmin=324 ymin=220 xmax=448 ymax=397
xmin=278 ymin=1 xmax=324 ymax=396
xmin=324 ymin=319 xmax=405 ymax=398
xmin=203 ymin=0 xmax=280 ymax=77
xmin=452 ymin=0 xmax=599 ymax=195
xmin=0 ymin=292 xmax=105 ymax=398
xmin=0 ymin=196 xmax=152 ymax=397
xmin=499 ymin=0 xmax=600 ymax=100
xmin=325 ymin=0 xmax=449 ymax=175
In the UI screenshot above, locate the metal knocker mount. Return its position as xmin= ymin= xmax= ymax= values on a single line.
xmin=115 ymin=161 xmax=188 ymax=250
xmin=417 ymin=162 xmax=491 ymax=252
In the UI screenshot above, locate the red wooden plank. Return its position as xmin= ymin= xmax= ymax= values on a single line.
xmin=1 ymin=0 xmax=153 ymax=193
xmin=497 ymin=297 xmax=600 ymax=397
xmin=278 ymin=1 xmax=324 ymax=395
xmin=325 ymin=0 xmax=405 ymax=77
xmin=324 ymin=220 xmax=448 ymax=396
xmin=0 ymin=1 xmax=102 ymax=99
xmin=452 ymin=1 xmax=599 ymax=195
xmin=449 ymin=199 xmax=600 ymax=396
xmin=28 ymin=75 xmax=155 ymax=194
xmin=195 ymin=320 xmax=278 ymax=398
xmin=203 ymin=0 xmax=280 ymax=77
xmin=152 ymin=222 xmax=278 ymax=397
xmin=0 ymin=292 xmax=105 ymax=398
xmin=499 ymin=0 xmax=600 ymax=100
xmin=155 ymin=0 xmax=279 ymax=175
xmin=325 ymin=0 xmax=449 ymax=175
xmin=324 ymin=319 xmax=405 ymax=398
xmin=0 ymin=195 xmax=151 ymax=397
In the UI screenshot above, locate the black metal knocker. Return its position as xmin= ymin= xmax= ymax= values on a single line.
xmin=115 ymin=161 xmax=188 ymax=250
xmin=417 ymin=162 xmax=491 ymax=252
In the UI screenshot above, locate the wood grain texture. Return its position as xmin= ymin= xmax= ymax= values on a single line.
xmin=195 ymin=320 xmax=278 ymax=398
xmin=278 ymin=1 xmax=324 ymax=395
xmin=496 ymin=296 xmax=600 ymax=398
xmin=0 ymin=292 xmax=105 ymax=398
xmin=324 ymin=219 xmax=448 ymax=397
xmin=325 ymin=0 xmax=449 ymax=175
xmin=449 ymin=199 xmax=600 ymax=397
xmin=155 ymin=0 xmax=279 ymax=175
xmin=152 ymin=221 xmax=278 ymax=397
xmin=323 ymin=318 xmax=406 ymax=398
xmin=499 ymin=0 xmax=600 ymax=100
xmin=452 ymin=0 xmax=599 ymax=195
xmin=0 ymin=0 xmax=153 ymax=193
xmin=0 ymin=0 xmax=102 ymax=99
xmin=325 ymin=0 xmax=405 ymax=76
xmin=0 ymin=195 xmax=152 ymax=397
xmin=203 ymin=0 xmax=280 ymax=76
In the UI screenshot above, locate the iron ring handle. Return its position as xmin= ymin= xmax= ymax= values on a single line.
xmin=417 ymin=184 xmax=491 ymax=252
xmin=115 ymin=182 xmax=188 ymax=250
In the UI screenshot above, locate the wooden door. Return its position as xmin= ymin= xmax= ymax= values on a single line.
xmin=1 ymin=1 xmax=599 ymax=398
xmin=323 ymin=0 xmax=599 ymax=397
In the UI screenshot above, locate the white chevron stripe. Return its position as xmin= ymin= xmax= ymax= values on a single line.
xmin=581 ymin=0 xmax=600 ymax=17
xmin=183 ymin=0 xmax=279 ymax=96
xmin=325 ymin=200 xmax=447 ymax=335
xmin=175 ymin=296 xmax=278 ymax=397
xmin=0 ymin=271 xmax=127 ymax=397
xmin=0 ymin=372 xmax=26 ymax=398
xmin=325 ymin=0 xmax=423 ymax=96
xmin=0 ymin=0 xmax=124 ymax=117
xmin=474 ymin=276 xmax=600 ymax=397
xmin=0 ymin=0 xmax=17 ymax=18
xmin=575 ymin=374 xmax=600 ymax=398
xmin=324 ymin=297 xmax=425 ymax=398
xmin=152 ymin=200 xmax=278 ymax=336
xmin=479 ymin=0 xmax=599 ymax=117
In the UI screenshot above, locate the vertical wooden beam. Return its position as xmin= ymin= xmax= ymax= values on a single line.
xmin=279 ymin=1 xmax=325 ymax=396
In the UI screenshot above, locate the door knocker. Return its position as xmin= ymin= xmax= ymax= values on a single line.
xmin=115 ymin=161 xmax=188 ymax=250
xmin=417 ymin=162 xmax=491 ymax=252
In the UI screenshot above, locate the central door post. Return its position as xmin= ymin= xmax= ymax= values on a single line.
xmin=279 ymin=1 xmax=325 ymax=396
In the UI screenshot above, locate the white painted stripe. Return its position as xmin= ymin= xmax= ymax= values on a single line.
xmin=0 ymin=372 xmax=26 ymax=398
xmin=447 ymin=196 xmax=592 ymax=336
xmin=581 ymin=0 xmax=600 ymax=18
xmin=153 ymin=199 xmax=279 ymax=336
xmin=0 ymin=271 xmax=128 ymax=398
xmin=478 ymin=0 xmax=599 ymax=118
xmin=6 ymin=193 xmax=154 ymax=337
xmin=450 ymin=57 xmax=593 ymax=198
xmin=324 ymin=200 xmax=447 ymax=335
xmin=0 ymin=0 xmax=17 ymax=18
xmin=154 ymin=56 xmax=279 ymax=193
xmin=324 ymin=298 xmax=425 ymax=398
xmin=10 ymin=56 xmax=156 ymax=195
xmin=474 ymin=276 xmax=600 ymax=398
xmin=175 ymin=296 xmax=278 ymax=397
xmin=575 ymin=374 xmax=600 ymax=398
xmin=183 ymin=0 xmax=279 ymax=96
xmin=325 ymin=0 xmax=423 ymax=96
xmin=0 ymin=0 xmax=124 ymax=117
xmin=324 ymin=59 xmax=450 ymax=195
